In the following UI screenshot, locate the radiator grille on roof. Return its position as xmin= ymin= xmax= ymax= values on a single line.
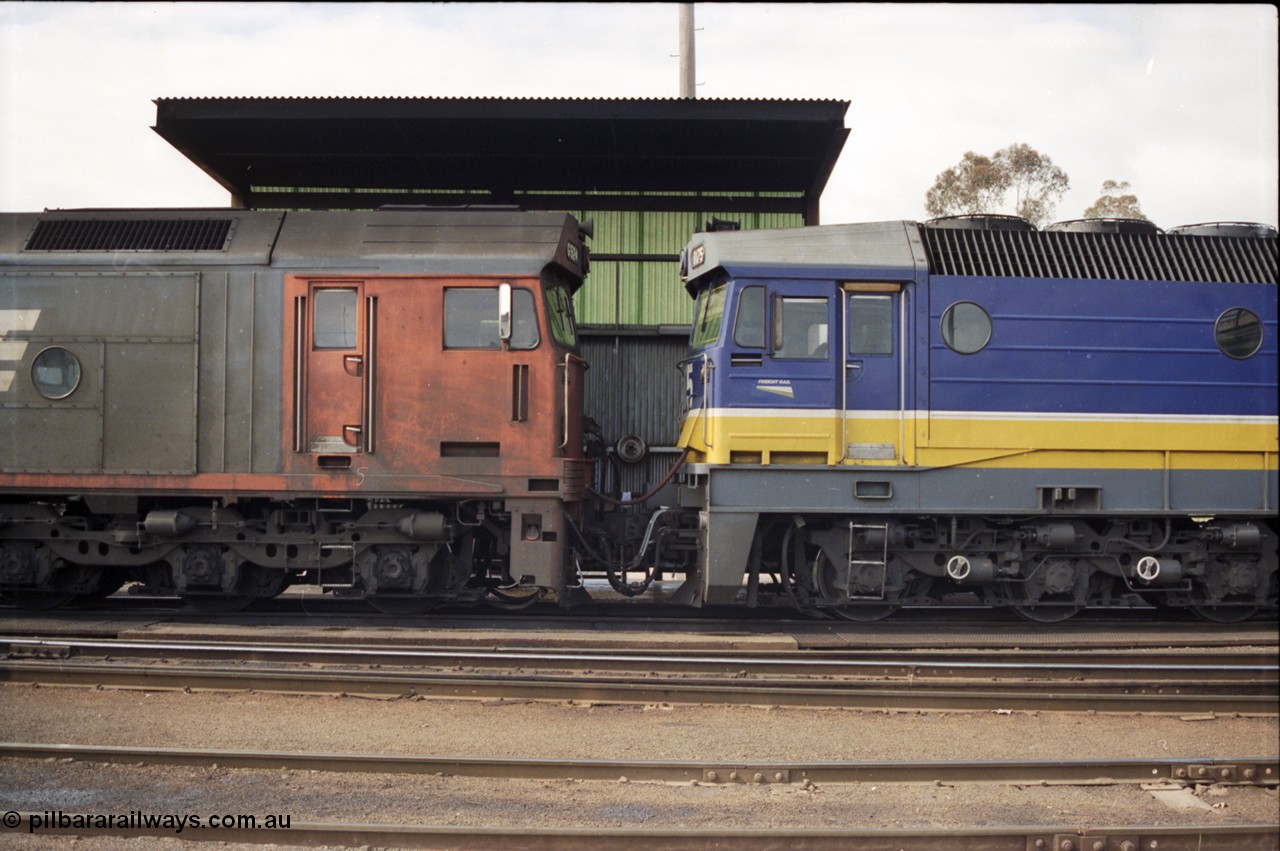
xmin=920 ymin=226 xmax=1277 ymax=284
xmin=24 ymin=218 xmax=233 ymax=252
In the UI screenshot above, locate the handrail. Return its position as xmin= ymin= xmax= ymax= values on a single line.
xmin=292 ymin=296 xmax=306 ymax=452
xmin=559 ymin=352 xmax=588 ymax=450
xmin=839 ymin=296 xmax=849 ymax=464
xmin=364 ymin=296 xmax=377 ymax=454
xmin=676 ymin=352 xmax=713 ymax=450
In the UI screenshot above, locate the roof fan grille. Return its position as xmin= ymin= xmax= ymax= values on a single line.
xmin=920 ymin=226 xmax=1276 ymax=284
xmin=25 ymin=218 xmax=234 ymax=252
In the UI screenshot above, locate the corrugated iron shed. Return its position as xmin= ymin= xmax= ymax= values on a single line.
xmin=151 ymin=97 xmax=848 ymax=220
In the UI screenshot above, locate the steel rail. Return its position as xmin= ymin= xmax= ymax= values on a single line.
xmin=1 ymin=659 xmax=1275 ymax=714
xmin=5 ymin=607 xmax=1277 ymax=657
xmin=3 ymin=742 xmax=1276 ymax=788
xmin=3 ymin=636 xmax=1276 ymax=683
xmin=2 ymin=813 xmax=1278 ymax=851
xmin=6 ymin=595 xmax=1277 ymax=634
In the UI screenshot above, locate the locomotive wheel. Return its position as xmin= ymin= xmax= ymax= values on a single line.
xmin=1009 ymin=603 xmax=1082 ymax=623
xmin=2 ymin=564 xmax=112 ymax=611
xmin=367 ymin=595 xmax=440 ymax=616
xmin=1189 ymin=604 xmax=1258 ymax=624
xmin=811 ymin=550 xmax=899 ymax=622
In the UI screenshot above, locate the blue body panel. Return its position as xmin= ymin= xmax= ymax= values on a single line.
xmin=689 ymin=266 xmax=1277 ymax=421
xmin=928 ymin=276 xmax=1278 ymax=417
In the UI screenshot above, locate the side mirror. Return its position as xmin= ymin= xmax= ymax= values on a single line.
xmin=498 ymin=282 xmax=512 ymax=343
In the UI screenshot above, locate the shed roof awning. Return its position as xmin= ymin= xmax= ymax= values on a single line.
xmin=152 ymin=97 xmax=849 ymax=215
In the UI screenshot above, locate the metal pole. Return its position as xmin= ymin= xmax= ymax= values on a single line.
xmin=679 ymin=4 xmax=696 ymax=98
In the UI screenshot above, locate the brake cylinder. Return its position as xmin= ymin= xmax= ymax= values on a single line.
xmin=143 ymin=510 xmax=197 ymax=538
xmin=396 ymin=512 xmax=450 ymax=541
xmin=1032 ymin=522 xmax=1077 ymax=549
xmin=1211 ymin=524 xmax=1262 ymax=549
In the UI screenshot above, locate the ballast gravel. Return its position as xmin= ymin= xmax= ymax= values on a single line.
xmin=0 ymin=685 xmax=1277 ymax=849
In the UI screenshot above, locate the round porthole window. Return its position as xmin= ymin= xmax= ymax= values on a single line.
xmin=1214 ymin=307 xmax=1263 ymax=359
xmin=31 ymin=347 xmax=82 ymax=399
xmin=940 ymin=301 xmax=992 ymax=354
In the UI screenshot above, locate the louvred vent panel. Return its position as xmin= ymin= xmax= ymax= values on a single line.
xmin=921 ymin=227 xmax=1277 ymax=284
xmin=25 ymin=218 xmax=233 ymax=252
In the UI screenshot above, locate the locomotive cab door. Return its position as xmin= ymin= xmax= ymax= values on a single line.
xmin=295 ymin=282 xmax=374 ymax=455
xmin=766 ymin=286 xmax=838 ymax=406
xmin=841 ymin=283 xmax=903 ymax=463
xmin=749 ymin=283 xmax=839 ymax=464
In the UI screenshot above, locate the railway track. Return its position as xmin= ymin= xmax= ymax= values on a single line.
xmin=4 ymin=635 xmax=1276 ymax=679
xmin=3 ymin=813 xmax=1277 ymax=850
xmin=4 ymin=635 xmax=1276 ymax=849
xmin=2 ymin=635 xmax=1276 ymax=714
xmin=4 ymin=741 xmax=1277 ymax=787
xmin=5 ymin=742 xmax=1279 ymax=848
xmin=4 ymin=589 xmax=1277 ymax=632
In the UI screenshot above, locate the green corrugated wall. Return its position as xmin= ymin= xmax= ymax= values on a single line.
xmin=567 ymin=204 xmax=804 ymax=326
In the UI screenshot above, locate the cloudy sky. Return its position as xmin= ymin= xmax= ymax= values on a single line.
xmin=1 ymin=3 xmax=1276 ymax=230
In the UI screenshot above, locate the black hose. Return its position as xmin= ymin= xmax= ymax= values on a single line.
xmin=586 ymin=447 xmax=691 ymax=507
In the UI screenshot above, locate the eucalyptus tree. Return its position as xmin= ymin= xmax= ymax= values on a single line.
xmin=925 ymin=144 xmax=1070 ymax=227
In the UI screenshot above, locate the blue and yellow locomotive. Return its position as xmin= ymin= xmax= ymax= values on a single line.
xmin=673 ymin=217 xmax=1277 ymax=622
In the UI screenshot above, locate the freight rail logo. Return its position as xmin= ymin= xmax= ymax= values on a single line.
xmin=755 ymin=379 xmax=794 ymax=398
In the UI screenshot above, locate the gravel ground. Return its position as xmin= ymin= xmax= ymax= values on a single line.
xmin=1 ymin=685 xmax=1276 ymax=763
xmin=1 ymin=684 xmax=1277 ymax=849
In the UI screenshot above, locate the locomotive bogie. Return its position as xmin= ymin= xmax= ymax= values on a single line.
xmin=684 ymin=506 xmax=1276 ymax=619
xmin=0 ymin=497 xmax=470 ymax=607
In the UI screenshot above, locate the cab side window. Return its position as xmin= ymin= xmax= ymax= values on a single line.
xmin=313 ymin=289 xmax=359 ymax=350
xmin=690 ymin=283 xmax=728 ymax=349
xmin=774 ymin=296 xmax=829 ymax=359
xmin=848 ymin=294 xmax=894 ymax=355
xmin=733 ymin=286 xmax=766 ymax=348
xmin=444 ymin=288 xmax=539 ymax=350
